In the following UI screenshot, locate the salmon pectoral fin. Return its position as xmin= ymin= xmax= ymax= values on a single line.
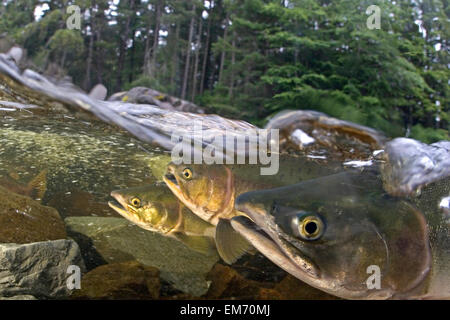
xmin=173 ymin=232 xmax=217 ymax=256
xmin=215 ymin=218 xmax=254 ymax=264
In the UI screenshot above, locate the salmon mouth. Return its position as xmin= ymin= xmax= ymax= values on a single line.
xmin=229 ymin=215 xmax=320 ymax=283
xmin=108 ymin=200 xmax=128 ymax=217
xmin=234 ymin=194 xmax=321 ymax=281
xmin=163 ymin=164 xmax=184 ymax=197
xmin=163 ymin=169 xmax=202 ymax=217
xmin=163 ymin=172 xmax=191 ymax=208
xmin=164 ymin=164 xmax=180 ymax=190
xmin=108 ymin=196 xmax=143 ymax=226
xmin=164 ymin=172 xmax=178 ymax=186
xmin=163 ymin=172 xmax=182 ymax=197
xmin=109 ymin=190 xmax=137 ymax=218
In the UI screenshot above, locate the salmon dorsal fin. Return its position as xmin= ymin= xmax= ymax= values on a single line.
xmin=27 ymin=169 xmax=48 ymax=200
xmin=215 ymin=218 xmax=254 ymax=264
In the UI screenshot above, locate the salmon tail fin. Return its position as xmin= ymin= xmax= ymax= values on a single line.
xmin=28 ymin=169 xmax=48 ymax=201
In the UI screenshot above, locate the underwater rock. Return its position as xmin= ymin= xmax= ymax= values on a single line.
xmin=205 ymin=264 xmax=282 ymax=300
xmin=230 ymin=252 xmax=287 ymax=284
xmin=0 ymin=185 xmax=66 ymax=243
xmin=71 ymin=261 xmax=160 ymax=300
xmin=273 ymin=275 xmax=340 ymax=300
xmin=64 ymin=217 xmax=219 ymax=296
xmin=0 ymin=239 xmax=85 ymax=299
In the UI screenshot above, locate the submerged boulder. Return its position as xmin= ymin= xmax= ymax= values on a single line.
xmin=0 ymin=185 xmax=66 ymax=243
xmin=71 ymin=261 xmax=160 ymax=300
xmin=0 ymin=239 xmax=85 ymax=299
xmin=64 ymin=216 xmax=219 ymax=296
xmin=204 ymin=263 xmax=338 ymax=300
xmin=205 ymin=264 xmax=282 ymax=300
xmin=273 ymin=275 xmax=340 ymax=300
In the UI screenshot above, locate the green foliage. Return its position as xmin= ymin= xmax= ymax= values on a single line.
xmin=16 ymin=9 xmax=64 ymax=57
xmin=410 ymin=124 xmax=449 ymax=144
xmin=49 ymin=29 xmax=84 ymax=54
xmin=0 ymin=0 xmax=447 ymax=143
xmin=0 ymin=0 xmax=40 ymax=34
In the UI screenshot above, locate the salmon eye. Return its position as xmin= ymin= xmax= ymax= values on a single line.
xmin=130 ymin=197 xmax=141 ymax=208
xmin=302 ymin=219 xmax=319 ymax=237
xmin=292 ymin=213 xmax=324 ymax=240
xmin=182 ymin=168 xmax=193 ymax=180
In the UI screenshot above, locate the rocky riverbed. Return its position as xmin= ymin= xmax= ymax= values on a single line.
xmin=0 ymin=183 xmax=338 ymax=300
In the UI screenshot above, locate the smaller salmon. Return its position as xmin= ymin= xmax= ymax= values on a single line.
xmin=108 ymin=183 xmax=217 ymax=256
